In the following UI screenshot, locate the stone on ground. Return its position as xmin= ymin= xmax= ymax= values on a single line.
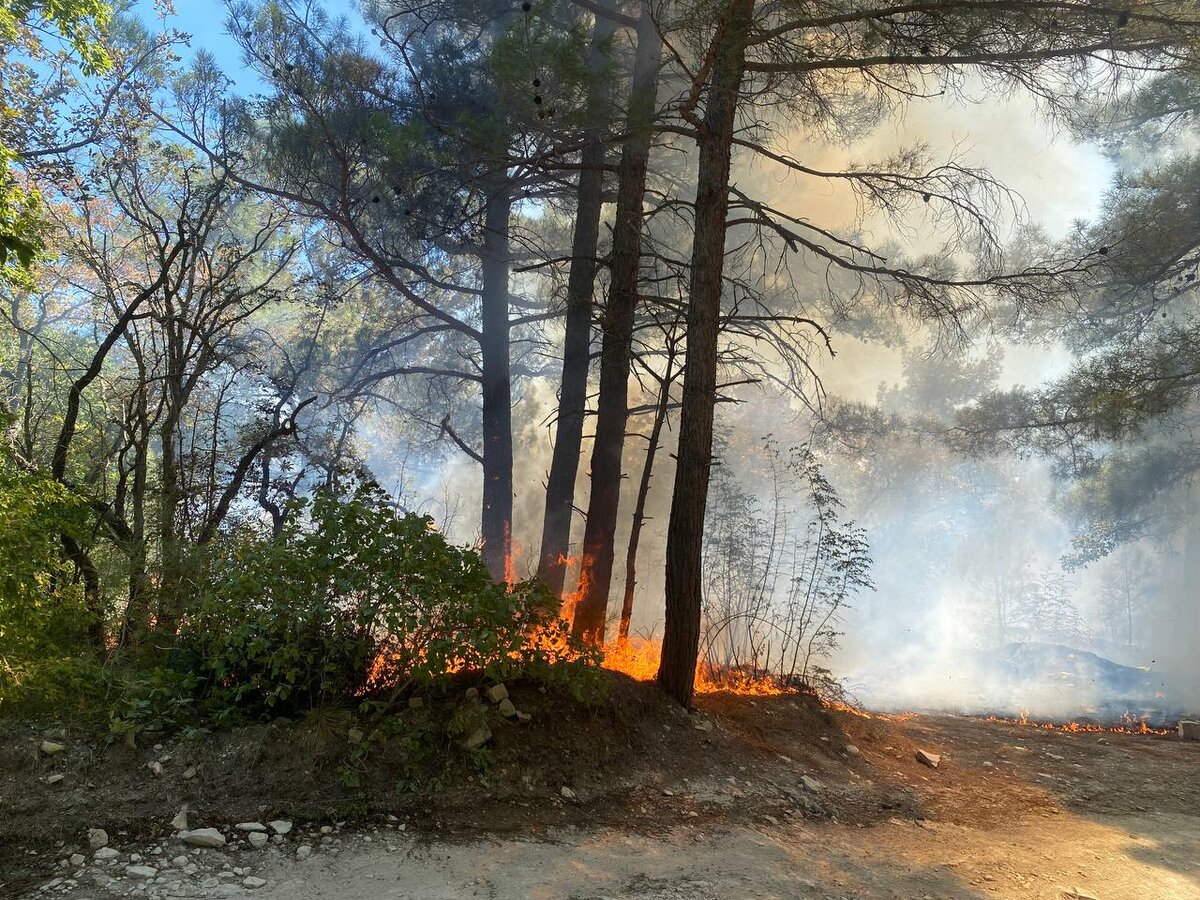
xmin=171 ymin=807 xmax=189 ymax=832
xmin=236 ymin=822 xmax=267 ymax=832
xmin=244 ymin=876 xmax=268 ymax=888
xmin=498 ymin=698 xmax=518 ymax=719
xmin=915 ymin=749 xmax=941 ymax=768
xmin=1179 ymin=720 xmax=1200 ymax=741
xmin=39 ymin=740 xmax=66 ymax=756
xmin=800 ymin=775 xmax=824 ymax=793
xmin=181 ymin=828 xmax=226 ymax=848
xmin=485 ymin=684 xmax=508 ymax=704
xmin=93 ymin=847 xmax=119 ymax=861
xmin=248 ymin=831 xmax=269 ymax=848
xmin=268 ymin=820 xmax=293 ymax=835
xmin=461 ymin=724 xmax=492 ymax=750
xmin=126 ymin=865 xmax=158 ymax=879
xmin=88 ymin=828 xmax=109 ymax=850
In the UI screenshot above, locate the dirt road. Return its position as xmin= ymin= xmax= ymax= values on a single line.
xmin=227 ymin=809 xmax=1199 ymax=900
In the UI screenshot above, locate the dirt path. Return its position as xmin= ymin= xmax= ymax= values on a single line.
xmin=33 ymin=809 xmax=1199 ymax=899
xmin=243 ymin=812 xmax=1200 ymax=900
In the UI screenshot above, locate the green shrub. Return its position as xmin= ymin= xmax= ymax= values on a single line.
xmin=180 ymin=486 xmax=596 ymax=715
xmin=0 ymin=655 xmax=107 ymax=719
xmin=0 ymin=464 xmax=95 ymax=658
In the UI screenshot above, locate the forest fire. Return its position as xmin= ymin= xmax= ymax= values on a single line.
xmin=595 ymin=635 xmax=789 ymax=696
xmin=987 ymin=711 xmax=1174 ymax=737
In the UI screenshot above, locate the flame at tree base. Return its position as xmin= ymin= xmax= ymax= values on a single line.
xmin=599 ymin=635 xmax=799 ymax=697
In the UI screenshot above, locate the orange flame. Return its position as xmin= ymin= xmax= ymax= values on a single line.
xmin=987 ymin=710 xmax=1172 ymax=736
xmin=595 ymin=634 xmax=788 ymax=696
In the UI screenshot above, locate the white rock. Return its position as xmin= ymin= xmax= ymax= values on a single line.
xmin=170 ymin=808 xmax=189 ymax=832
xmin=560 ymin=786 xmax=576 ymax=799
xmin=46 ymin=774 xmax=64 ymax=785
xmin=126 ymin=865 xmax=158 ymax=879
xmin=182 ymin=766 xmax=197 ymax=780
xmin=247 ymin=832 xmax=269 ymax=848
xmin=268 ymin=820 xmax=292 ymax=835
xmin=69 ymin=854 xmax=84 ymax=866
xmin=319 ymin=826 xmax=333 ymax=835
xmin=93 ymin=847 xmax=119 ymax=861
xmin=461 ymin=724 xmax=492 ymax=750
xmin=915 ymin=749 xmax=941 ymax=769
xmin=243 ymin=876 xmax=267 ymax=889
xmin=296 ymin=846 xmax=312 ymax=860
xmin=171 ymin=855 xmax=189 ymax=867
xmin=40 ymin=740 xmax=66 ymax=756
xmin=801 ymin=775 xmax=824 ymax=793
xmin=148 ymin=761 xmax=163 ymax=777
xmin=235 ymin=822 xmax=267 ymax=833
xmin=181 ymin=828 xmax=226 ymax=848
xmin=87 ymin=828 xmax=109 ymax=850
xmin=485 ymin=683 xmax=508 ymax=704
xmin=845 ymin=744 xmax=860 ymax=756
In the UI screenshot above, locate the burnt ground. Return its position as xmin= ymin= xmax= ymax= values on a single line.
xmin=2 ymin=673 xmax=1199 ymax=899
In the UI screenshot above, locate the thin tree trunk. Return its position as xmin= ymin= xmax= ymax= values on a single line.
xmin=618 ymin=365 xmax=674 ymax=641
xmin=480 ymin=182 xmax=514 ymax=581
xmin=572 ymin=7 xmax=663 ymax=642
xmin=120 ymin=394 xmax=151 ymax=647
xmin=156 ymin=402 xmax=184 ymax=635
xmin=537 ymin=10 xmax=617 ymax=599
xmin=658 ymin=0 xmax=754 ymax=706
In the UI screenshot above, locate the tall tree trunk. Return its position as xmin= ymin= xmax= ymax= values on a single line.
xmin=480 ymin=182 xmax=514 ymax=581
xmin=62 ymin=534 xmax=105 ymax=651
xmin=618 ymin=364 xmax=675 ymax=641
xmin=537 ymin=10 xmax=618 ymax=599
xmin=120 ymin=394 xmax=151 ymax=647
xmin=658 ymin=0 xmax=754 ymax=706
xmin=572 ymin=7 xmax=663 ymax=642
xmin=157 ymin=412 xmax=183 ymax=633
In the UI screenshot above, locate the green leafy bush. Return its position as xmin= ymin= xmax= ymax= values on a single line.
xmin=181 ymin=486 xmax=595 ymax=714
xmin=0 ymin=463 xmax=94 ymax=658
xmin=0 ymin=655 xmax=107 ymax=719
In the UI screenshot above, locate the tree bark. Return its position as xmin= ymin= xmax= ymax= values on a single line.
xmin=480 ymin=182 xmax=514 ymax=581
xmin=658 ymin=0 xmax=754 ymax=706
xmin=537 ymin=10 xmax=618 ymax=599
xmin=61 ymin=534 xmax=106 ymax=651
xmin=572 ymin=6 xmax=663 ymax=642
xmin=618 ymin=360 xmax=675 ymax=641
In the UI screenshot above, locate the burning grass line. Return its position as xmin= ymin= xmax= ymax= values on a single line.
xmin=986 ymin=712 xmax=1173 ymax=737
